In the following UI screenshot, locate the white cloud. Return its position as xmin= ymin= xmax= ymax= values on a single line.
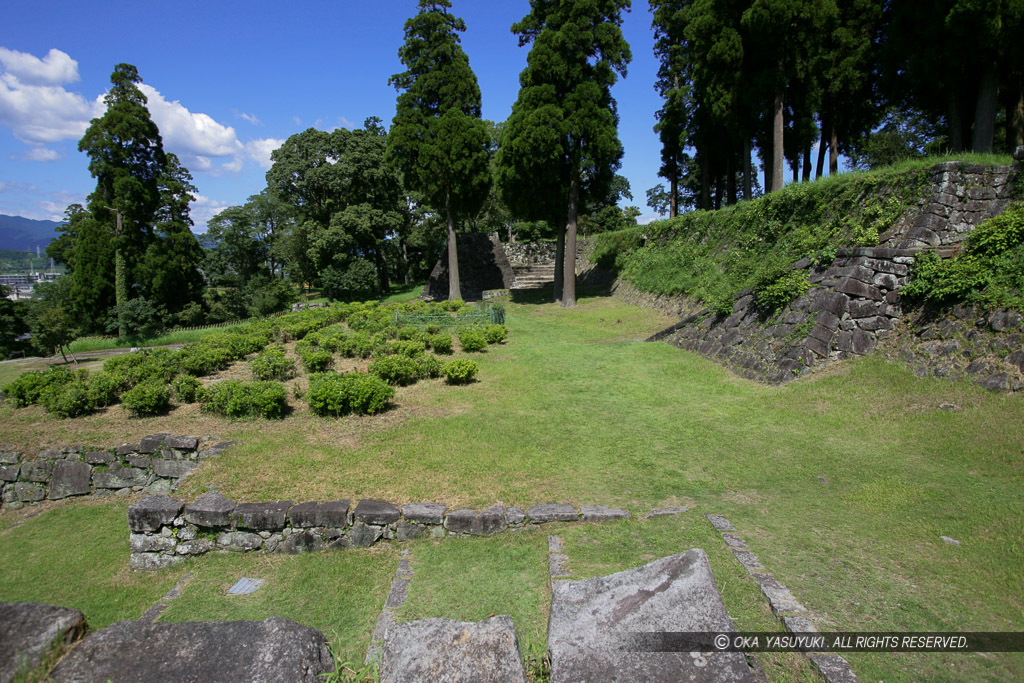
xmin=292 ymin=116 xmax=302 ymax=126
xmin=0 ymin=180 xmax=39 ymax=193
xmin=238 ymin=111 xmax=261 ymax=126
xmin=245 ymin=138 xmax=283 ymax=169
xmin=139 ymin=83 xmax=241 ymax=159
xmin=16 ymin=146 xmax=61 ymax=162
xmin=0 ymin=70 xmax=102 ymax=144
xmin=0 ymin=47 xmax=79 ymax=86
xmin=189 ymin=193 xmax=232 ymax=233
xmin=637 ymin=213 xmax=662 ymax=225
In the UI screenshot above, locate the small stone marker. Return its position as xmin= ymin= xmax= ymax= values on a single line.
xmin=527 ymin=503 xmax=579 ymax=523
xmin=705 ymin=514 xmax=736 ymax=531
xmin=644 ymin=505 xmax=688 ymax=519
xmin=547 ymin=550 xmax=757 ymax=682
xmin=380 ymin=616 xmax=527 ymax=683
xmin=581 ymin=505 xmax=630 ymax=522
xmin=941 ymin=535 xmax=962 ymax=546
xmin=226 ymin=578 xmax=264 ymax=595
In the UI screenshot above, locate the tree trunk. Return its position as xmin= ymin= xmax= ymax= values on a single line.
xmin=829 ymin=127 xmax=839 ymax=176
xmin=1011 ymin=90 xmax=1024 ymax=151
xmin=726 ymin=153 xmax=737 ymax=205
xmin=972 ymin=66 xmax=999 ymax=153
xmin=445 ymin=199 xmax=461 ymax=301
xmin=562 ymin=176 xmax=579 ymax=308
xmin=816 ymin=112 xmax=829 ymax=179
xmin=802 ymin=145 xmax=812 ymax=182
xmin=401 ymin=235 xmax=410 ymax=286
xmin=713 ymin=177 xmax=722 ymax=210
xmin=772 ymin=73 xmax=785 ymax=193
xmin=948 ymin=92 xmax=963 ymax=153
xmin=743 ymin=138 xmax=752 ymax=200
xmin=553 ymin=225 xmax=564 ymax=303
xmin=669 ymin=172 xmax=678 ymax=218
xmin=114 ymin=210 xmax=126 ymax=338
xmin=700 ymin=152 xmax=711 ymax=210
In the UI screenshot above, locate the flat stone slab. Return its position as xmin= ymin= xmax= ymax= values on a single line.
xmin=581 ymin=505 xmax=630 ymax=522
xmin=0 ymin=602 xmax=86 ymax=683
xmin=50 ymin=617 xmax=333 ymax=682
xmin=234 ymin=501 xmax=293 ymax=531
xmin=706 ymin=514 xmax=736 ymax=531
xmin=445 ymin=506 xmax=507 ymax=535
xmin=128 ymin=495 xmax=182 ymax=533
xmin=289 ymin=500 xmax=350 ymax=528
xmin=645 ymin=506 xmax=688 ymax=518
xmin=380 ymin=616 xmax=527 ymax=683
xmin=401 ymin=502 xmax=446 ymax=525
xmin=183 ymin=490 xmax=236 ymax=527
xmin=547 ymin=549 xmax=756 ymax=682
xmin=528 ymin=503 xmax=579 ymax=523
xmin=354 ymin=499 xmax=401 ymax=525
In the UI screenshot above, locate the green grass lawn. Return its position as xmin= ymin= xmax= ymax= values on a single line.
xmin=1 ymin=289 xmax=1022 ymax=681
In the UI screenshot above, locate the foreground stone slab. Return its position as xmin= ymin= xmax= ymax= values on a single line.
xmin=380 ymin=616 xmax=527 ymax=683
xmin=548 ymin=549 xmax=756 ymax=682
xmin=50 ymin=617 xmax=333 ymax=683
xmin=0 ymin=602 xmax=86 ymax=683
xmin=182 ymin=490 xmax=235 ymax=527
xmin=528 ymin=503 xmax=579 ymax=523
xmin=128 ymin=495 xmax=182 ymax=533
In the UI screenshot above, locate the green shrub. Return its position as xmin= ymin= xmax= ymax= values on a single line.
xmin=427 ymin=334 xmax=453 ymax=355
xmin=442 ymin=359 xmax=478 ymax=385
xmin=200 ymin=380 xmax=288 ymax=419
xmin=441 ymin=299 xmax=466 ymax=312
xmin=40 ymin=379 xmax=94 ymax=418
xmin=396 ymin=326 xmax=421 ymax=341
xmin=425 ymin=324 xmax=442 ymax=335
xmin=301 ymin=350 xmax=333 ymax=373
xmin=250 ymin=346 xmax=297 ymax=381
xmin=369 ymin=355 xmax=421 ymax=386
xmin=2 ymin=366 xmax=80 ymax=407
xmin=121 ymin=380 xmax=172 ymax=418
xmin=87 ymin=372 xmax=121 ymax=408
xmin=171 ymin=375 xmax=201 ymax=403
xmin=754 ymin=269 xmax=813 ymax=315
xmin=417 ymin=354 xmax=443 ymax=379
xmin=339 ymin=333 xmax=375 ymax=359
xmin=307 ymin=372 xmax=394 ymax=416
xmin=458 ymin=329 xmax=488 ymax=353
xmin=483 ymin=324 xmax=508 ymax=344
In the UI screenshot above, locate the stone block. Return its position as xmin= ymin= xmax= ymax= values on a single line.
xmin=857 ymin=316 xmax=893 ymax=332
xmin=14 ymin=482 xmax=45 ymax=502
xmin=851 ymin=329 xmax=876 ymax=355
xmin=804 ymin=336 xmax=829 ymax=358
xmin=527 ymin=503 xmax=579 ymax=523
xmin=234 ymin=501 xmax=293 ymax=531
xmin=138 ymin=434 xmax=169 ymax=454
xmin=815 ymin=291 xmax=849 ymax=318
xmin=129 ymin=533 xmax=177 ymax=553
xmin=278 ymin=531 xmax=325 ymax=555
xmin=129 ymin=552 xmax=184 ymax=571
xmin=446 ymin=507 xmax=508 ymax=536
xmin=705 ymin=514 xmax=735 ymax=531
xmin=217 ymin=531 xmax=264 ymax=551
xmin=835 ymin=277 xmax=882 ymax=301
xmin=0 ymin=452 xmax=19 ymax=465
xmin=176 ymin=539 xmax=215 ymax=556
xmin=873 ymin=272 xmax=899 ymax=290
xmin=127 ymin=455 xmax=152 ymax=469
xmin=182 ymin=490 xmax=236 ymax=527
xmin=153 ymin=460 xmax=196 ymax=479
xmin=396 ymin=521 xmax=425 ymax=541
xmin=49 ymin=617 xmax=334 ymax=682
xmin=401 ymin=502 xmax=446 ymax=525
xmin=808 ymin=654 xmax=859 ymax=683
xmin=115 ymin=444 xmax=139 ymax=456
xmin=164 ymin=435 xmax=199 ymax=451
xmin=0 ymin=465 xmax=18 ymax=482
xmin=580 ymin=505 xmax=630 ymax=522
xmin=347 ymin=522 xmax=383 ymax=548
xmin=848 ymin=299 xmax=880 ymax=318
xmin=93 ymin=468 xmax=147 ymax=490
xmin=353 ymin=499 xmax=400 ymax=525
xmin=381 ymin=616 xmax=527 ymax=683
xmin=732 ymin=549 xmax=766 ymax=574
xmin=20 ymin=460 xmax=53 ymax=483
xmin=645 ymin=506 xmax=688 ymax=519
xmin=505 ymin=507 xmax=527 ymax=526
xmin=48 ymin=461 xmax=92 ymax=500
xmin=752 ymin=573 xmax=807 ymax=615
xmin=128 ymin=495 xmax=183 ymax=533
xmin=0 ymin=602 xmax=86 ymax=683
xmin=84 ymin=451 xmax=114 ymax=465
xmin=547 ymin=550 xmax=755 ymax=683
xmin=289 ymin=500 xmax=351 ymax=528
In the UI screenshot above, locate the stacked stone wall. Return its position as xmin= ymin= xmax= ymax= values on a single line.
xmin=0 ymin=435 xmax=233 ymax=511
xmin=128 ymin=494 xmax=632 ymax=570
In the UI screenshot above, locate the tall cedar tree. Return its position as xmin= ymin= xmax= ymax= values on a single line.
xmin=387 ymin=0 xmax=491 ymax=301
xmin=74 ymin=64 xmax=203 ymax=334
xmin=650 ymin=0 xmax=689 ymax=217
xmin=498 ymin=0 xmax=631 ymax=307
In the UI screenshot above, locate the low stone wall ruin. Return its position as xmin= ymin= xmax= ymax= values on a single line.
xmin=128 ymin=492 xmax=638 ymax=570
xmin=0 ymin=435 xmax=234 ymax=511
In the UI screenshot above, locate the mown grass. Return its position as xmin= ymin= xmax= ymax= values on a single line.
xmin=0 ymin=290 xmax=1022 ymax=680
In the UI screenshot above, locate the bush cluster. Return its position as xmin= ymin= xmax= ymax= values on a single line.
xmin=249 ymin=346 xmax=297 ymax=381
xmin=428 ymin=334 xmax=453 ymax=354
xmin=442 ymin=359 xmax=478 ymax=384
xmin=172 ymin=375 xmax=201 ymax=403
xmin=369 ymin=355 xmax=422 ymax=386
xmin=458 ymin=329 xmax=488 ymax=352
xmin=200 ymin=380 xmax=288 ymax=419
xmin=307 ymin=372 xmax=394 ymax=416
xmin=121 ymin=380 xmax=172 ymax=417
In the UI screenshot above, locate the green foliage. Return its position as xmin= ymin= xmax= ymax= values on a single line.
xmin=902 ymin=203 xmax=1024 ymax=310
xmin=103 ymin=297 xmax=163 ymax=340
xmin=442 ymin=358 xmax=478 ymax=385
xmin=200 ymin=380 xmax=288 ymax=419
xmin=457 ymin=329 xmax=487 ymax=353
xmin=171 ymin=375 xmax=201 ymax=404
xmin=299 ymin=348 xmax=333 ymax=374
xmin=3 ymin=366 xmax=80 ymax=408
xmin=39 ymin=379 xmax=94 ymax=418
xmin=121 ymin=380 xmax=172 ymax=418
xmin=754 ymin=269 xmax=813 ymax=315
xmin=102 ymin=348 xmax=180 ymax=391
xmin=307 ymin=372 xmax=394 ymax=417
xmin=249 ymin=346 xmax=297 ymax=381
xmin=396 ymin=326 xmax=421 ymax=341
xmin=416 ymin=354 xmax=443 ymax=379
xmin=369 ymin=355 xmax=421 ymax=386
xmin=87 ymin=372 xmax=122 ymax=408
xmin=482 ymin=324 xmax=508 ymax=344
xmin=427 ymin=333 xmax=453 ymax=355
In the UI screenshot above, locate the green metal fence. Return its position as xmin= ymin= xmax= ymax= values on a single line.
xmin=394 ymin=303 xmax=505 ymax=328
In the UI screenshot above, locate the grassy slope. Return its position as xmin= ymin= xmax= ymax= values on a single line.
xmin=0 ymin=291 xmax=1022 ymax=680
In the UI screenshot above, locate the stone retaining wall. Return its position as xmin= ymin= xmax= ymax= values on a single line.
xmin=128 ymin=493 xmax=632 ymax=570
xmin=504 ymin=240 xmax=590 ymax=267
xmin=0 ymin=435 xmax=234 ymax=512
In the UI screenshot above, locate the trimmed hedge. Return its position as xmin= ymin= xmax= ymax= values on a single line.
xmin=200 ymin=380 xmax=289 ymax=419
xmin=307 ymin=372 xmax=394 ymax=416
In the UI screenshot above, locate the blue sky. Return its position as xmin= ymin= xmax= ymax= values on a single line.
xmin=0 ymin=0 xmax=673 ymax=232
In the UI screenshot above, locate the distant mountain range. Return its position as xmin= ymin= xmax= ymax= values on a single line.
xmin=0 ymin=214 xmax=63 ymax=253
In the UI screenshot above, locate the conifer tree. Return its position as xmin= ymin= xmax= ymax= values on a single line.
xmin=498 ymin=0 xmax=631 ymax=307
xmin=387 ymin=0 xmax=491 ymax=301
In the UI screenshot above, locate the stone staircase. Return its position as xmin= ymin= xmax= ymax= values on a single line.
xmin=512 ymin=263 xmax=556 ymax=290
